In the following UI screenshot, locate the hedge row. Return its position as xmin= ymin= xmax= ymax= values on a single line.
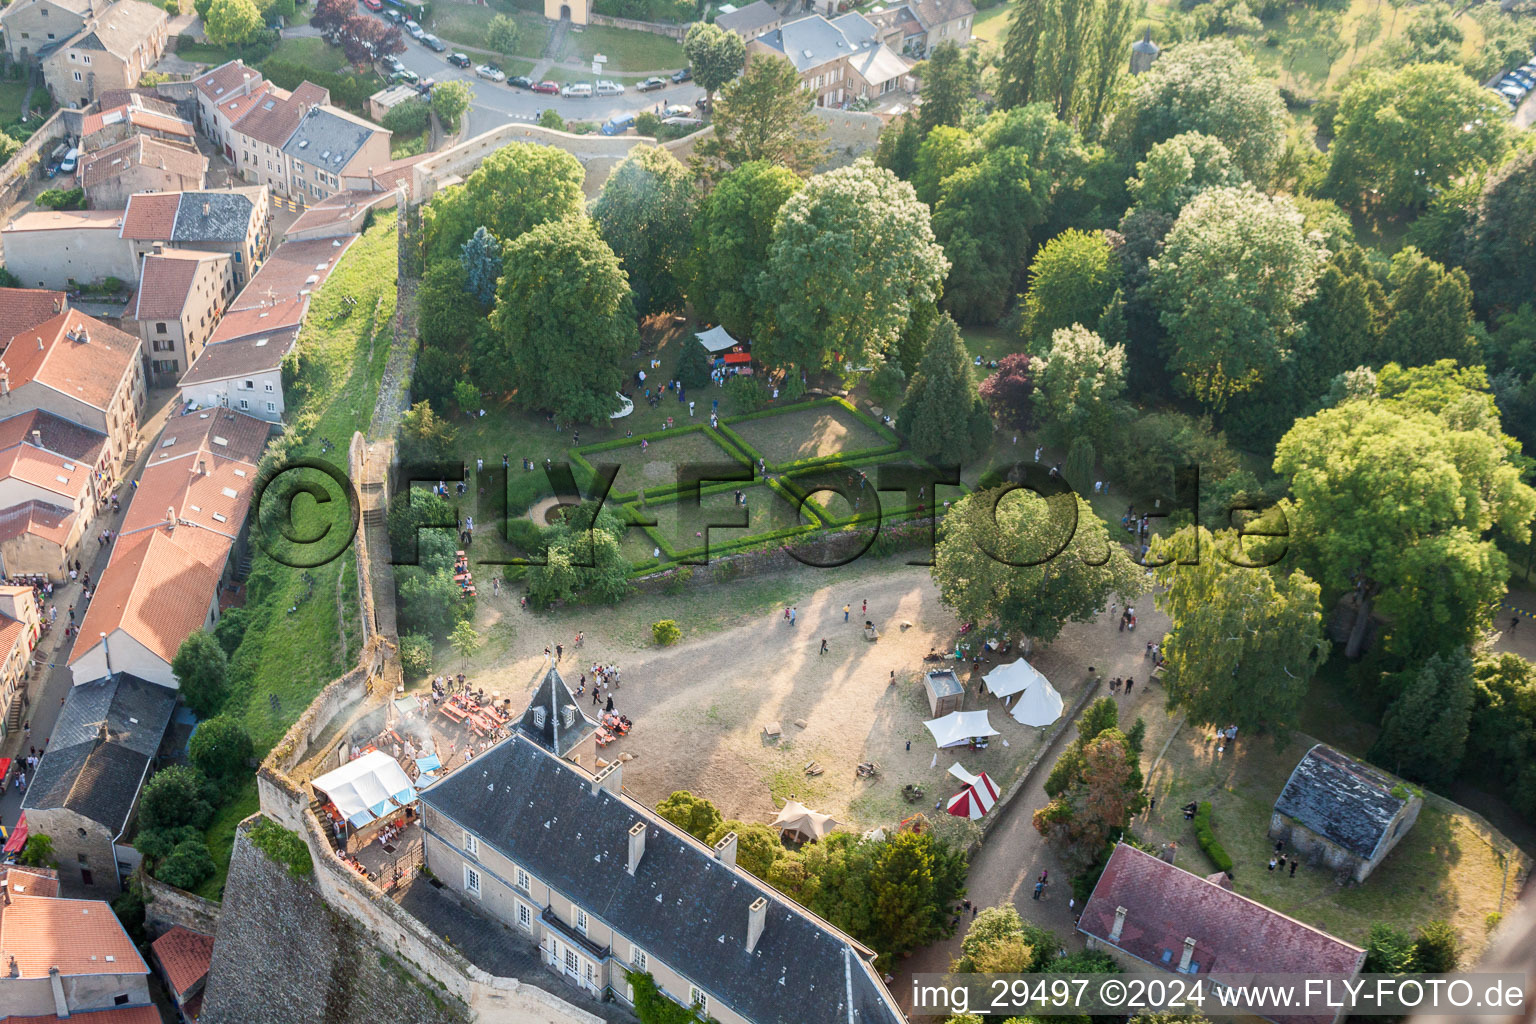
xmin=622 ymin=478 xmax=830 ymax=565
xmin=1193 ymin=801 xmax=1233 ymax=874
xmin=717 ymin=396 xmax=901 ymax=474
xmin=568 ymin=423 xmax=751 ymax=504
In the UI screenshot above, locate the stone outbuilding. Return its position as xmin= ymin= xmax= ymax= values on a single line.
xmin=1269 ymin=743 xmax=1423 ymax=883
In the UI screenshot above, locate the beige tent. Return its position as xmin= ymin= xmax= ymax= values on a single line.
xmin=771 ymin=800 xmax=840 ymax=842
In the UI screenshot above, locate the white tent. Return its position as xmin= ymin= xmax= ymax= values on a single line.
xmin=923 ymin=710 xmax=999 ymax=749
xmin=312 ymin=750 xmax=418 ymax=829
xmin=696 ymin=325 xmax=742 ymax=353
xmin=1011 ymin=676 xmax=1065 ymax=728
xmin=771 ymin=800 xmax=839 ymax=842
xmin=983 ymin=658 xmax=1050 ymax=699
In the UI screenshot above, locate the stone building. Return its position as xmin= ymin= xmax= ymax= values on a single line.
xmin=128 ymin=248 xmax=235 ymax=385
xmin=81 ymin=136 xmax=208 ymax=210
xmin=1270 ymin=743 xmax=1422 ymax=882
xmin=120 ymin=188 xmax=272 ymax=288
xmin=40 ymin=0 xmax=168 ymax=108
xmin=1130 ymin=29 xmax=1160 ymax=73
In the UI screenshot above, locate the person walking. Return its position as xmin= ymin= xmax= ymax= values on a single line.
xmin=790 ymin=607 xmax=797 ymax=626
xmin=861 ymin=599 xmax=867 ymax=615
xmin=556 ymin=643 xmax=564 ymax=662
xmin=820 ymin=638 xmax=828 ymax=655
xmin=1033 ymin=880 xmax=1045 ymax=900
xmin=843 ymin=603 xmax=850 ymax=622
xmin=1124 ymin=677 xmax=1135 ymax=696
xmin=1289 ymin=860 xmax=1298 ymax=877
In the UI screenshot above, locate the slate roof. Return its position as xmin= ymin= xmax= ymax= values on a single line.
xmin=761 ymin=12 xmax=885 ymax=72
xmin=908 ymin=0 xmax=974 ymax=29
xmin=1079 ymin=843 xmax=1364 ymax=1024
xmin=151 ymin=925 xmax=214 ymax=998
xmin=281 ymin=105 xmax=385 ymax=172
xmin=1274 ymin=744 xmax=1410 ymax=859
xmin=171 ymin=190 xmax=261 ymax=244
xmin=716 ymin=0 xmax=780 ymax=36
xmin=419 ymin=734 xmax=903 ymax=1024
xmin=517 ymin=665 xmax=596 ymax=757
xmin=20 ymin=672 xmax=176 ymax=833
xmin=62 ymin=0 xmax=166 ymax=59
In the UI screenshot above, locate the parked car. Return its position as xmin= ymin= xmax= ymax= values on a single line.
xmin=561 ymin=82 xmax=593 ymax=97
xmin=509 ymin=75 xmax=534 ymax=89
xmin=601 ymin=112 xmax=636 ymax=135
xmin=59 ymin=148 xmax=79 ymax=174
xmin=475 ymin=63 xmax=506 ymax=81
xmin=391 ymin=67 xmax=421 ymax=85
xmin=421 ymin=33 xmax=445 ymax=51
xmin=662 ymin=103 xmax=691 ymax=117
xmin=637 ymin=76 xmax=666 ymax=92
xmin=533 ymin=80 xmax=560 ymax=94
xmin=447 ymin=51 xmax=471 ymax=68
xmin=360 ymin=0 xmax=382 ymax=10
xmin=662 ymin=116 xmax=702 ymax=128
xmin=672 ymin=66 xmax=691 ymax=82
xmin=384 ymin=8 xmax=404 ymax=23
xmin=595 ymin=79 xmax=624 ymax=96
xmin=404 ymin=18 xmax=424 ymax=38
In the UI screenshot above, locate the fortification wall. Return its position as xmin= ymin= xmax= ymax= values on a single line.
xmin=142 ymin=874 xmax=223 ymax=940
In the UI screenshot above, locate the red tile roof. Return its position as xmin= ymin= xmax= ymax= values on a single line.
xmin=1078 ymin=844 xmax=1364 ymax=1024
xmin=0 ymin=893 xmax=149 ymax=979
xmin=231 ymin=83 xmax=314 ymax=148
xmin=1 ymin=1008 xmax=161 ymax=1024
xmin=208 ymin=296 xmax=307 ymax=342
xmin=133 ymin=248 xmax=229 ymax=321
xmin=151 ymin=925 xmax=214 ymax=998
xmin=0 ymin=310 xmax=141 ymax=412
xmin=193 ymin=58 xmax=260 ymax=102
xmin=1 ymin=865 xmax=61 ymax=899
xmin=240 ymin=235 xmax=357 ymax=305
xmin=119 ymin=191 xmax=181 ymax=240
xmin=0 ymin=288 xmax=67 ymax=345
xmin=0 ymin=500 xmax=75 ymax=547
xmin=215 ymin=82 xmax=275 ymax=129
xmin=81 ymin=102 xmax=194 ymax=140
xmin=284 ymin=190 xmax=391 ymax=241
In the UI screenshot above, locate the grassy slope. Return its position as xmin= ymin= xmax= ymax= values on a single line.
xmin=556 ymin=22 xmax=685 ymax=72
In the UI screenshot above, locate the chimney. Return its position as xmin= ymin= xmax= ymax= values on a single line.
xmin=591 ymin=759 xmax=621 ymax=797
xmin=626 ymin=821 xmax=646 ymax=875
xmin=202 ymin=201 xmax=211 ymax=217
xmin=198 ymin=458 xmax=207 ymax=475
xmin=713 ymin=831 xmax=737 ymax=868
xmin=166 ymin=506 xmax=176 ymax=529
xmin=1179 ymin=936 xmax=1197 ymax=973
xmin=31 ymin=429 xmax=40 ymax=446
xmin=52 ymin=297 xmax=61 ymax=313
xmin=80 ymin=328 xmax=89 ymax=344
xmin=1 ymin=377 xmax=8 ymax=396
xmin=37 ymin=336 xmax=43 ymax=350
xmin=1 ymin=880 xmax=9 ymax=906
xmin=746 ymin=896 xmax=767 ymax=954
xmin=101 ymin=632 xmax=111 ymax=675
xmin=1110 ymin=906 xmax=1127 ymax=942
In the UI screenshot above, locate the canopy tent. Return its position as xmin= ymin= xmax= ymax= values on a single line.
xmin=415 ymin=754 xmax=442 ymax=781
xmin=983 ymin=658 xmax=1050 ymax=699
xmin=313 ymin=750 xmax=418 ymax=830
xmin=771 ymin=800 xmax=839 ymax=842
xmin=1 ymin=812 xmax=26 ymax=855
xmin=696 ymin=325 xmax=743 ymax=353
xmin=923 ymin=710 xmax=999 ymax=749
xmin=1010 ymin=676 xmax=1064 ymax=728
xmin=946 ymin=769 xmax=1000 ymax=820
xmin=722 ymin=352 xmax=751 ymax=365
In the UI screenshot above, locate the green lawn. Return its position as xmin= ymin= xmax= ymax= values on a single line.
xmin=173 ymin=41 xmax=239 ymax=65
xmin=427 ymin=4 xmax=551 ymax=58
xmin=193 ymin=781 xmax=260 ymax=901
xmin=459 ymin=51 xmax=538 ymax=77
xmin=586 ymin=427 xmax=742 ymax=500
xmin=641 ymin=482 xmax=816 ymax=553
xmin=272 ymin=35 xmax=353 ymax=74
xmin=730 ymin=403 xmax=892 ymax=466
xmin=555 ymin=22 xmax=684 ymax=73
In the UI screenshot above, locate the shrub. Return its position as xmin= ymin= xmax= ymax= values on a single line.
xmin=36 ymin=187 xmax=85 ymax=210
xmin=661 ymin=565 xmax=692 ymax=595
xmin=725 ymin=374 xmax=770 ymax=410
xmin=399 ymin=633 xmax=432 ymax=676
xmin=381 ymin=97 xmax=430 ymax=137
xmin=652 ymin=619 xmax=681 ymax=645
xmin=249 ymin=818 xmax=314 ymax=877
xmin=1193 ymin=801 xmax=1233 ymax=873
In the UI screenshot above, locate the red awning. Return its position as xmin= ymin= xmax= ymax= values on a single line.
xmin=3 ymin=812 xmax=28 ymax=855
xmin=722 ymin=352 xmax=751 ymax=364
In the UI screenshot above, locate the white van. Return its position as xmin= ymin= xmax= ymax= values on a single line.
xmin=595 ymin=79 xmax=625 ymax=96
xmin=561 ymin=82 xmax=593 ymax=98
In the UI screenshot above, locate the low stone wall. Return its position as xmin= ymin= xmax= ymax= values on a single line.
xmin=414 ymin=124 xmax=657 ymax=198
xmin=0 ymin=111 xmax=70 ymax=212
xmin=142 ymin=873 xmax=223 ymax=939
xmin=586 ymin=11 xmax=690 ymax=38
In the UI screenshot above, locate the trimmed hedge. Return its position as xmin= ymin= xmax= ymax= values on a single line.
xmin=1193 ymin=801 xmax=1233 ymax=874
xmin=717 ymin=396 xmax=901 ymax=474
xmin=569 ymin=423 xmax=751 ymax=504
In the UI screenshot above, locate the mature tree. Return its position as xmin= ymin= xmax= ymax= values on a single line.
xmin=526 ymin=501 xmax=632 ymax=606
xmin=204 ymin=0 xmax=263 ymax=44
xmin=1045 ymin=697 xmax=1122 ymax=797
xmin=1459 ymin=151 xmax=1536 ymax=312
xmin=675 ymin=336 xmax=713 ymax=389
xmin=918 ymin=42 xmax=980 ymax=133
xmin=1370 ymin=650 xmax=1473 ymax=787
xmin=17 ymin=833 xmax=57 ymax=868
xmin=486 ymin=13 xmax=520 ymax=56
xmin=1031 ymin=325 xmax=1127 ymax=448
xmin=953 ymin=906 xmax=1058 ymax=973
xmin=683 ymin=22 xmax=746 ymax=101
xmin=1147 ymin=185 xmax=1326 ymax=408
xmin=458 ymin=226 xmax=501 ymax=310
xmin=537 ymin=108 xmax=566 ymax=131
xmin=1151 ymin=526 xmax=1328 ymax=740
xmin=593 ymin=145 xmax=696 ymax=314
xmin=309 ymin=0 xmax=350 ymax=31
xmin=1273 ymin=368 xmax=1536 ymax=660
xmin=762 ymin=161 xmax=947 ymax=374
xmin=933 ymin=487 xmax=1142 ymax=643
xmin=1413 ymin=920 xmax=1463 ymax=973
xmin=172 ymin=631 xmax=229 ymax=719
xmin=995 ymin=0 xmax=1138 ymax=132
xmin=421 ymin=143 xmax=585 ymax=260
xmin=1467 ymin=653 xmax=1536 ymax=818
xmin=486 ymin=217 xmax=634 ymax=423
xmin=398 ymin=400 xmax=457 ymax=466
xmin=1363 ymin=923 xmax=1418 ymax=974
xmin=912 ymin=125 xmax=980 ymax=207
xmin=1294 ymin=246 xmax=1387 ymax=401
xmin=898 ymin=314 xmax=991 ymax=464
xmin=705 ymin=821 xmax=782 ymax=878
xmin=692 ymin=55 xmax=824 ymax=176
xmin=1125 ymin=132 xmax=1244 ymax=216
xmin=657 ymin=791 xmax=723 ymax=840
xmin=418 ymin=258 xmax=482 ymax=359
xmin=398 ymin=567 xmax=470 ymax=640
xmin=1018 ymin=229 xmax=1121 ymax=345
xmin=685 ymin=161 xmax=801 ymax=340
xmin=139 ymin=766 xmax=214 ymax=833
xmin=1034 ymin=729 xmax=1143 ymax=870
xmin=874 ymin=114 xmax=922 ymax=181
xmin=1111 ymin=40 xmax=1288 ymax=184
xmin=154 ymin=834 xmax=216 ymax=890
xmin=979 ymin=353 xmax=1035 ymax=431
xmin=933 ymin=147 xmax=1048 ymax=323
xmin=189 ymin=715 xmax=254 ymax=789
xmin=1325 ymin=63 xmax=1509 ymax=211
xmin=1378 ymin=247 xmax=1476 ymax=367
xmin=431 ymin=80 xmax=472 ymax=133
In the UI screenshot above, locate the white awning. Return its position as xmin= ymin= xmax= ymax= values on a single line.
xmin=312 ymin=750 xmax=418 ymax=829
xmin=923 ymin=710 xmax=999 ymax=748
xmin=984 ymin=658 xmax=1049 ymax=698
xmin=696 ymin=325 xmax=742 ymax=352
xmin=1011 ymin=677 xmax=1064 ymax=728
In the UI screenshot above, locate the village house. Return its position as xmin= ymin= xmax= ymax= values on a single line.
xmin=80 ymin=94 xmax=195 ymax=151
xmin=150 ymin=925 xmax=215 ymax=1023
xmin=412 ymin=666 xmax=904 ymax=1024
xmin=68 ymin=408 xmax=269 ymax=687
xmin=0 ymin=307 xmax=145 ymax=472
xmin=129 ymin=249 xmax=236 ymax=385
xmin=0 ymin=209 xmax=137 ymax=290
xmin=120 ymin=188 xmax=271 ymax=287
xmin=0 ymin=409 xmax=111 ymax=583
xmin=80 ymin=136 xmax=208 ymax=210
xmin=1078 ymin=843 xmax=1366 ymax=1024
xmin=1270 ymin=743 xmax=1423 ymax=882
xmin=0 ymin=585 xmax=42 ymax=742
xmin=191 ymin=59 xmax=267 ymax=157
xmin=715 ymin=0 xmax=782 ymax=43
xmin=281 ymin=104 xmax=392 ymax=203
xmin=748 ymin=12 xmax=915 ymax=107
xmin=18 ymin=671 xmax=177 ymax=897
xmin=0 ymin=0 xmax=93 ymax=61
xmin=40 ymin=0 xmax=167 ymax=108
xmin=226 ymin=81 xmax=330 ymax=196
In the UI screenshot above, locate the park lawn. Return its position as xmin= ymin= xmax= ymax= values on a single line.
xmin=959 ymin=324 xmax=1018 ymax=386
xmin=730 ymin=402 xmax=893 ymax=466
xmin=427 ymin=4 xmax=551 ymax=58
xmin=193 ymin=781 xmax=260 ymax=901
xmin=274 ymin=35 xmax=353 ymax=73
xmin=588 ymin=427 xmax=743 ymax=500
xmin=642 ymin=482 xmax=815 ymax=553
xmin=173 ymin=41 xmax=239 ymax=65
xmin=538 ymin=66 xmax=655 ymax=84
xmin=972 ymin=1 xmax=1011 ymax=45
xmin=1141 ymin=726 xmax=1527 ymax=959
xmin=556 ymin=22 xmax=685 ymax=72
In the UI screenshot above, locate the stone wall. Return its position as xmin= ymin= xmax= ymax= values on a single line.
xmin=414 ymin=124 xmax=659 ymax=198
xmin=586 ymin=11 xmax=689 ymax=38
xmin=0 ymin=110 xmax=70 ymax=212
xmin=142 ymin=872 xmax=222 ymax=939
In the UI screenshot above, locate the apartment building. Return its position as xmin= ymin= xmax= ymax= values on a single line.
xmin=0 ymin=0 xmax=94 ymax=61
xmin=130 ymin=248 xmax=236 ymax=384
xmin=281 ymin=105 xmax=391 ymax=203
xmin=0 ymin=409 xmax=110 ymax=581
xmin=41 ymin=0 xmax=168 ymax=108
xmin=191 ymin=59 xmax=267 ymax=156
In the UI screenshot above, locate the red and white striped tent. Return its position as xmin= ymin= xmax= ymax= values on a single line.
xmin=945 ymin=762 xmax=1001 ymax=820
